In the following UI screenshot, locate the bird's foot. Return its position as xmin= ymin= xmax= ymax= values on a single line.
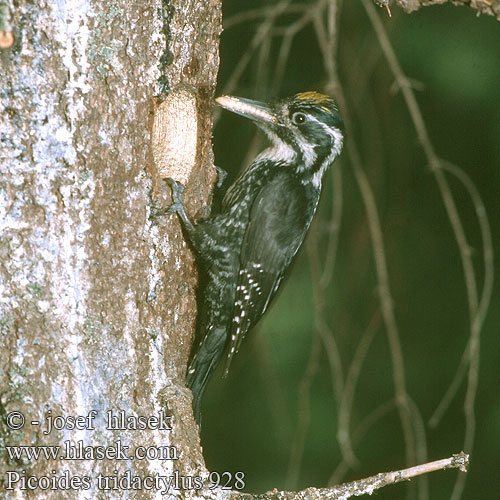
xmin=163 ymin=177 xmax=186 ymax=216
xmin=149 ymin=178 xmax=187 ymax=223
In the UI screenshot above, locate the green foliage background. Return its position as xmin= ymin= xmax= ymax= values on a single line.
xmin=202 ymin=2 xmax=500 ymax=499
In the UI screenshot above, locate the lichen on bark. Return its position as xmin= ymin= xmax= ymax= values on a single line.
xmin=0 ymin=0 xmax=221 ymax=497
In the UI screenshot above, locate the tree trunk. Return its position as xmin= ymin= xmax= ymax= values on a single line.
xmin=0 ymin=0 xmax=221 ymax=498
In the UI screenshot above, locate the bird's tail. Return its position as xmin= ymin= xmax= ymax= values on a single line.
xmin=186 ymin=326 xmax=227 ymax=425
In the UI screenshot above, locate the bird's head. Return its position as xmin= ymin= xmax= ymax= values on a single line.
xmin=216 ymin=92 xmax=344 ymax=186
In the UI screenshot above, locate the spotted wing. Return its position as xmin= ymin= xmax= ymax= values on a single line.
xmin=223 ymin=173 xmax=311 ymax=374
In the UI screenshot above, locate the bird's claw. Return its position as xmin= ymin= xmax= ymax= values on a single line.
xmin=149 ymin=178 xmax=186 ymax=223
xmin=163 ymin=177 xmax=185 ymax=205
xmin=163 ymin=177 xmax=187 ymax=217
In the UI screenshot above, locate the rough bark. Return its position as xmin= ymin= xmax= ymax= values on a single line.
xmin=0 ymin=0 xmax=220 ymax=498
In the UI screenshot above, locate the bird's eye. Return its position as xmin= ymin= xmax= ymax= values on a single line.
xmin=291 ymin=112 xmax=307 ymax=125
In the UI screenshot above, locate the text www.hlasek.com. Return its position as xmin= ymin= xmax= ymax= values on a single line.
xmin=6 ymin=439 xmax=177 ymax=462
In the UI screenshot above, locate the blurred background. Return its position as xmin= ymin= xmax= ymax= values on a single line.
xmin=201 ymin=1 xmax=500 ymax=499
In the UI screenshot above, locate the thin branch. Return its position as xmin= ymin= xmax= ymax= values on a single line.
xmin=319 ymin=164 xmax=343 ymax=287
xmin=256 ymin=332 xmax=293 ymax=441
xmin=237 ymin=452 xmax=469 ymax=500
xmin=308 ymin=221 xmax=345 ymax=400
xmin=337 ymin=310 xmax=381 ymax=468
xmin=218 ymin=3 xmax=490 ymax=499
xmin=428 ymin=161 xmax=494 ymax=428
xmin=362 ymin=4 xmax=494 ymax=500
xmin=286 ymin=326 xmax=322 ymax=490
xmin=223 ymin=4 xmax=308 ymax=30
xmin=348 ymin=129 xmax=417 ymax=467
xmin=329 ymin=399 xmax=397 ymax=485
xmin=220 ymin=0 xmax=294 ymax=99
xmin=270 ymin=0 xmax=328 ymax=94
xmin=318 ymin=0 xmax=420 ymax=478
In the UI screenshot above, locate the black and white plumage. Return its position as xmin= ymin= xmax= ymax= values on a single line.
xmin=165 ymin=92 xmax=344 ymax=424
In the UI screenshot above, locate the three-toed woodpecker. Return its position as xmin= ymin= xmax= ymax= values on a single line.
xmin=165 ymin=92 xmax=344 ymax=423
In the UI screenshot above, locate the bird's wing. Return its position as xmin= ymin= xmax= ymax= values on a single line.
xmin=223 ymin=173 xmax=311 ymax=374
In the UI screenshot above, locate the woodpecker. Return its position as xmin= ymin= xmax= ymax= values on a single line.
xmin=165 ymin=92 xmax=344 ymax=423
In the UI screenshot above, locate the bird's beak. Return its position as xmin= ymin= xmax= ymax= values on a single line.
xmin=216 ymin=95 xmax=280 ymax=126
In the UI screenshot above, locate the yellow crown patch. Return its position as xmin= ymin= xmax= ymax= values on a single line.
xmin=295 ymin=91 xmax=335 ymax=113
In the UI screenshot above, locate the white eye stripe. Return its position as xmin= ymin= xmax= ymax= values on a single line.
xmin=291 ymin=115 xmax=343 ymax=188
xmin=305 ymin=115 xmax=343 ymax=154
xmin=294 ymin=131 xmax=317 ymax=169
